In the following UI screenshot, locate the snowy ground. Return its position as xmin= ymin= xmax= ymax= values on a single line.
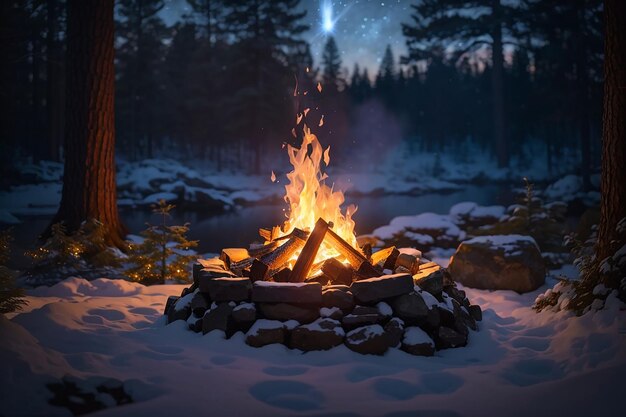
xmin=1 ymin=274 xmax=624 ymax=417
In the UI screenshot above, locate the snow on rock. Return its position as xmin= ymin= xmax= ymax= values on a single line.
xmin=140 ymin=192 xmax=178 ymax=204
xmin=462 ymin=234 xmax=540 ymax=254
xmin=1 ymin=276 xmax=625 ymax=416
xmin=403 ymin=326 xmax=434 ymax=346
xmin=373 ymin=212 xmax=465 ymax=245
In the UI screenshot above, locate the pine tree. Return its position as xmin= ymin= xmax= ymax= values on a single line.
xmin=402 ymin=0 xmax=521 ymax=167
xmin=220 ymin=0 xmax=308 ymax=174
xmin=116 ymin=0 xmax=168 ymax=159
xmin=125 ymin=200 xmax=198 ymax=285
xmin=0 ymin=229 xmax=27 ymax=314
xmin=321 ymin=36 xmax=343 ymax=93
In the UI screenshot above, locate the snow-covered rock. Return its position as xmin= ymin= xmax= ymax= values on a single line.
xmin=448 ymin=235 xmax=546 ymax=293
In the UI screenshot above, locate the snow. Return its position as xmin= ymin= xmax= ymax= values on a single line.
xmin=462 ymin=234 xmax=540 ymax=254
xmin=346 ymin=324 xmax=385 ymax=344
xmin=376 ymin=302 xmax=393 ymax=317
xmin=373 ymin=213 xmax=464 ymax=240
xmin=403 ymin=327 xmax=434 ymax=346
xmin=247 ymin=319 xmax=286 ymax=335
xmin=1 ymin=276 xmax=625 ymax=416
xmin=320 ymin=307 xmax=341 ymax=318
xmin=141 ymin=192 xmax=178 ymax=204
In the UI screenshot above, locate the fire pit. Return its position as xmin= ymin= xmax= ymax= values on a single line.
xmin=164 ymin=127 xmax=482 ymax=355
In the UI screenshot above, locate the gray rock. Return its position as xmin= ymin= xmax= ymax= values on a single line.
xmin=258 ymin=303 xmax=318 ymax=324
xmin=202 ymin=303 xmax=234 ymax=334
xmin=448 ymin=235 xmax=546 ymax=293
xmin=413 ymin=264 xmax=443 ymax=297
xmin=232 ymin=303 xmax=257 ymax=323
xmin=251 ymin=282 xmax=322 ymax=304
xmin=468 ymin=304 xmax=482 ymax=321
xmin=384 ymin=317 xmax=405 ymax=348
xmin=206 ymin=277 xmax=252 ymax=302
xmin=164 ymin=295 xmax=179 ymax=315
xmin=342 ymin=313 xmax=385 ymax=331
xmin=167 ymin=291 xmax=194 ymax=323
xmin=187 ymin=315 xmax=203 ymax=333
xmin=390 ymin=292 xmax=428 ymax=323
xmin=245 ymin=320 xmax=287 ymax=347
xmin=402 ymin=326 xmax=435 ymax=356
xmin=423 ymin=307 xmax=441 ymax=330
xmin=290 ymin=318 xmax=345 ymax=351
xmin=322 ymin=288 xmax=355 ymax=313
xmin=436 ymin=326 xmax=467 ymax=349
xmin=345 ymin=325 xmax=389 ymax=355
xmin=350 ymin=273 xmax=414 ymax=304
xmin=190 ymin=292 xmax=210 ymax=317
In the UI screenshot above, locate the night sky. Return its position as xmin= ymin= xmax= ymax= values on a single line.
xmin=160 ymin=0 xmax=412 ymax=77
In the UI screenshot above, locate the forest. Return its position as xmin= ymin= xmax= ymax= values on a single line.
xmin=1 ymin=0 xmax=604 ymax=180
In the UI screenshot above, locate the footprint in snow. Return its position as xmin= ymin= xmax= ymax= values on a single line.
xmin=249 ymin=380 xmax=324 ymax=411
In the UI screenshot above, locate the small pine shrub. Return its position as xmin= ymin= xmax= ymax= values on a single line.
xmin=534 ymin=218 xmax=626 ymax=315
xmin=472 ymin=178 xmax=566 ymax=252
xmin=125 ymin=200 xmax=198 ymax=285
xmin=0 ymin=229 xmax=27 ymax=314
xmin=25 ymin=220 xmax=123 ymax=283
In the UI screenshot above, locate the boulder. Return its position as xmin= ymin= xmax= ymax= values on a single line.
xmin=447 ymin=235 xmax=546 ymax=293
xmin=322 ymin=288 xmax=355 ymax=313
xmin=435 ymin=326 xmax=467 ymax=349
xmin=187 ymin=315 xmax=203 ymax=333
xmin=202 ymin=303 xmax=234 ymax=334
xmin=251 ymin=281 xmax=322 ymax=304
xmin=206 ymin=277 xmax=252 ymax=302
xmin=167 ymin=292 xmax=194 ymax=323
xmin=390 ymin=292 xmax=428 ymax=323
xmin=413 ymin=263 xmax=444 ymax=297
xmin=350 ymin=273 xmax=414 ymax=304
xmin=384 ymin=317 xmax=405 ymax=347
xmin=290 ymin=318 xmax=345 ymax=351
xmin=468 ymin=304 xmax=483 ymax=321
xmin=190 ymin=292 xmax=210 ymax=317
xmin=342 ymin=312 xmax=385 ymax=331
xmin=232 ymin=303 xmax=257 ymax=323
xmin=258 ymin=303 xmax=318 ymax=324
xmin=164 ymin=295 xmax=179 ymax=316
xmin=345 ymin=325 xmax=389 ymax=355
xmin=245 ymin=320 xmax=287 ymax=347
xmin=402 ymin=326 xmax=435 ymax=356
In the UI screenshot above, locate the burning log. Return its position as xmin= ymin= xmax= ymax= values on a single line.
xmin=371 ymin=246 xmax=400 ymax=271
xmin=321 ymin=220 xmax=381 ymax=278
xmin=248 ymin=241 xmax=279 ymax=258
xmin=249 ymin=228 xmax=308 ymax=282
xmin=289 ymin=218 xmax=329 ymax=282
xmin=272 ymin=267 xmax=292 ymax=283
xmin=321 ymin=257 xmax=352 ymax=286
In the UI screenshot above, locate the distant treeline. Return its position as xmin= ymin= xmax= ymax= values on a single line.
xmin=0 ymin=0 xmax=603 ymax=182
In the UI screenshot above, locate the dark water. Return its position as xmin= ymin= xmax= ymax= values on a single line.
xmin=123 ymin=184 xmax=513 ymax=253
xmin=8 ymin=184 xmax=513 ymax=262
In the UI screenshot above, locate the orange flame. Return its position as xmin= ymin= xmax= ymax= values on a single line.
xmin=280 ymin=125 xmax=358 ymax=265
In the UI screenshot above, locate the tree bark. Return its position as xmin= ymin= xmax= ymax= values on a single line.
xmin=596 ymin=0 xmax=626 ymax=284
xmin=47 ymin=0 xmax=126 ymax=248
xmin=491 ymin=0 xmax=507 ymax=168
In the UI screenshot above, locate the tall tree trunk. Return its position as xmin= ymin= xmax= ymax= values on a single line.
xmin=491 ymin=0 xmax=507 ymax=168
xmin=47 ymin=0 xmax=64 ymax=162
xmin=596 ymin=0 xmax=626 ymax=286
xmin=47 ymin=0 xmax=126 ymax=248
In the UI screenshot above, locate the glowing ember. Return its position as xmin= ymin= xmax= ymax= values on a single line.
xmin=279 ymin=125 xmax=359 ymax=266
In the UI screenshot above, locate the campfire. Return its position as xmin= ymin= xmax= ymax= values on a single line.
xmin=165 ymin=125 xmax=482 ymax=355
